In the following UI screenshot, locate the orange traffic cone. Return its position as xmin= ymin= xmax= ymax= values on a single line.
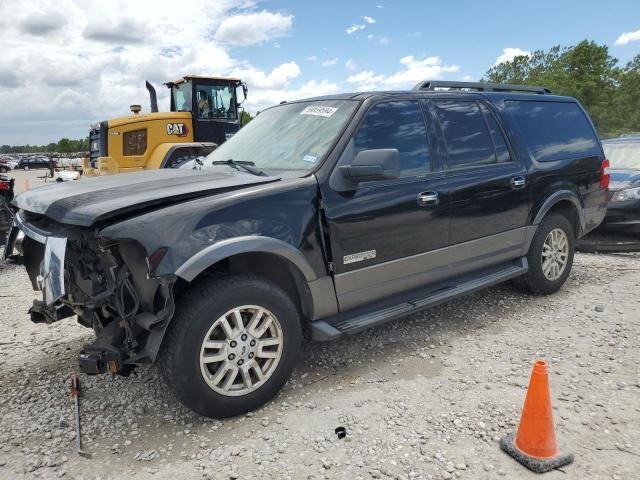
xmin=500 ymin=359 xmax=574 ymax=473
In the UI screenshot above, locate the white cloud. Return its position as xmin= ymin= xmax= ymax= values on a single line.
xmin=346 ymin=24 xmax=365 ymax=34
xmin=0 ymin=0 xmax=309 ymax=144
xmin=20 ymin=11 xmax=68 ymax=36
xmin=363 ymin=16 xmax=376 ymax=24
xmin=494 ymin=47 xmax=531 ymax=66
xmin=214 ymin=10 xmax=293 ymax=45
xmin=347 ymin=70 xmax=385 ymax=91
xmin=306 ymin=55 xmax=318 ymax=61
xmin=384 ymin=56 xmax=460 ymax=87
xmin=614 ymin=30 xmax=640 ymax=46
xmin=345 ymin=59 xmax=357 ymax=71
xmin=461 ymin=75 xmax=474 ymax=81
xmin=347 ymin=56 xmax=460 ymax=91
xmin=378 ymin=37 xmax=389 ymax=45
xmin=321 ymin=57 xmax=338 ymax=67
xmin=246 ymin=79 xmax=340 ymax=112
xmin=231 ymin=62 xmax=301 ymax=90
xmin=84 ymin=17 xmax=151 ymax=44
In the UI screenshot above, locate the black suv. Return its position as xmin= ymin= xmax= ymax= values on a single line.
xmin=6 ymin=81 xmax=608 ymax=418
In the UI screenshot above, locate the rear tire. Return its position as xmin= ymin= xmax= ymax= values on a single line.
xmin=514 ymin=213 xmax=575 ymax=294
xmin=159 ymin=274 xmax=301 ymax=418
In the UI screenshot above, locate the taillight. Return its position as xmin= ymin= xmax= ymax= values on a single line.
xmin=600 ymin=159 xmax=610 ymax=189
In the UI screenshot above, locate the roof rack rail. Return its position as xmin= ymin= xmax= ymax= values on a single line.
xmin=412 ymin=80 xmax=551 ymax=94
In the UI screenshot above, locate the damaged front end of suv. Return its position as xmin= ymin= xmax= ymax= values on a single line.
xmin=7 ymin=210 xmax=176 ymax=376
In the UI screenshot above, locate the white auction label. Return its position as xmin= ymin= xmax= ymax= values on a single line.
xmin=300 ymin=105 xmax=338 ymax=117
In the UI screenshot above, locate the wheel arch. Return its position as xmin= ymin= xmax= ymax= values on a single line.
xmin=532 ymin=190 xmax=584 ymax=238
xmin=174 ymin=236 xmax=321 ymax=322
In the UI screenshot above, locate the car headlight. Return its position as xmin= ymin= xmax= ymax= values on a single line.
xmin=611 ymin=186 xmax=640 ymax=202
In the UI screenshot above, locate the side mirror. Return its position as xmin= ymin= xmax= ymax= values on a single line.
xmin=339 ymin=148 xmax=400 ymax=182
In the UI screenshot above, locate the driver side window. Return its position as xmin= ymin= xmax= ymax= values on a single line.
xmin=354 ymin=100 xmax=431 ymax=178
xmin=196 ymin=87 xmax=211 ymax=119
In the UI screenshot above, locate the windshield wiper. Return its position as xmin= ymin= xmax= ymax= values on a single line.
xmin=211 ymin=159 xmax=266 ymax=176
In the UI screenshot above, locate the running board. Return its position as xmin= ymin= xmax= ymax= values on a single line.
xmin=311 ymin=257 xmax=528 ymax=341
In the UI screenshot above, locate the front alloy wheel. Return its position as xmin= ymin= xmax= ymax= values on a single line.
xmin=200 ymin=306 xmax=283 ymax=396
xmin=160 ymin=274 xmax=301 ymax=418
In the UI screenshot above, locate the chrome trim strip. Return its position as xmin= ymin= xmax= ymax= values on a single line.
xmin=14 ymin=212 xmax=47 ymax=244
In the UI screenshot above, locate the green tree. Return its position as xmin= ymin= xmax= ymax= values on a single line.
xmin=240 ymin=110 xmax=253 ymax=127
xmin=484 ymin=40 xmax=633 ymax=137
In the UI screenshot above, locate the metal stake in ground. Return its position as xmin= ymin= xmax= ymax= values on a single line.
xmin=71 ymin=375 xmax=91 ymax=458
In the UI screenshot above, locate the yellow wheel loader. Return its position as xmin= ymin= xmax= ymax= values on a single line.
xmin=87 ymin=76 xmax=248 ymax=175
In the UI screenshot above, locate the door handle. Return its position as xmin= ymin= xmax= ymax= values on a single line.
xmin=417 ymin=191 xmax=439 ymax=206
xmin=511 ymin=176 xmax=526 ymax=189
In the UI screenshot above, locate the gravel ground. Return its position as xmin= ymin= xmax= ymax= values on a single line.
xmin=1 ymin=250 xmax=638 ymax=480
xmin=0 ymin=176 xmax=639 ymax=479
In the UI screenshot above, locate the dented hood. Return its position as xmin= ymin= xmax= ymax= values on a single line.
xmin=13 ymin=168 xmax=280 ymax=227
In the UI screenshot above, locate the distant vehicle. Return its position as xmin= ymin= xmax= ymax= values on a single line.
xmin=7 ymin=81 xmax=608 ymax=418
xmin=17 ymin=157 xmax=51 ymax=170
xmin=0 ymin=174 xmax=15 ymax=244
xmin=54 ymin=170 xmax=81 ymax=182
xmin=56 ymin=157 xmax=83 ymax=170
xmin=599 ymin=135 xmax=640 ymax=234
xmin=0 ymin=157 xmax=17 ymax=172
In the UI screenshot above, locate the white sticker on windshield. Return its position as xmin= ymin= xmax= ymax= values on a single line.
xmin=302 ymin=154 xmax=318 ymax=163
xmin=300 ymin=105 xmax=338 ymax=117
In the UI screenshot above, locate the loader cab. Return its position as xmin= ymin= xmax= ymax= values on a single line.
xmin=166 ymin=76 xmax=247 ymax=145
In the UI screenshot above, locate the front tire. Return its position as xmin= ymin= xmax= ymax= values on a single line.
xmin=515 ymin=213 xmax=575 ymax=294
xmin=160 ymin=274 xmax=301 ymax=418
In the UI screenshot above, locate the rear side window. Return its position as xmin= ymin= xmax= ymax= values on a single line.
xmin=505 ymin=101 xmax=600 ymax=162
xmin=479 ymin=103 xmax=511 ymax=163
xmin=354 ymin=100 xmax=430 ymax=177
xmin=432 ymin=100 xmax=498 ymax=168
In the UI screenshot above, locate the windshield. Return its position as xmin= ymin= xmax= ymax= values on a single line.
xmin=172 ymin=81 xmax=192 ymax=112
xmin=196 ymin=83 xmax=238 ymax=120
xmin=604 ymin=141 xmax=640 ymax=170
xmin=203 ymin=99 xmax=358 ymax=173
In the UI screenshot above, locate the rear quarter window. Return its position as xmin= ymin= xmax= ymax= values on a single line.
xmin=505 ymin=101 xmax=601 ymax=162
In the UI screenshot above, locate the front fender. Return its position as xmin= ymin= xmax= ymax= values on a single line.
xmin=174 ymin=235 xmax=318 ymax=282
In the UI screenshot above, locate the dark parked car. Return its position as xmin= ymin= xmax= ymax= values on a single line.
xmin=599 ymin=135 xmax=640 ymax=234
xmin=0 ymin=174 xmax=15 ymax=244
xmin=5 ymin=81 xmax=608 ymax=418
xmin=17 ymin=157 xmax=51 ymax=170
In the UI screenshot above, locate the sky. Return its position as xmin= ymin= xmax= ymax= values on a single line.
xmin=0 ymin=0 xmax=639 ymax=145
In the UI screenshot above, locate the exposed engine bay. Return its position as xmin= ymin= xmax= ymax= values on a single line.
xmin=10 ymin=211 xmax=176 ymax=377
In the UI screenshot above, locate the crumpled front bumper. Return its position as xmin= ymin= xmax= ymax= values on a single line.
xmin=5 ymin=212 xmax=73 ymax=322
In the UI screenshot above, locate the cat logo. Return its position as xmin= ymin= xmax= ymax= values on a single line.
xmin=166 ymin=123 xmax=189 ymax=137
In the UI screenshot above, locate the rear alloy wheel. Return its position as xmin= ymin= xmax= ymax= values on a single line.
xmin=541 ymin=228 xmax=569 ymax=281
xmin=514 ymin=213 xmax=575 ymax=294
xmin=160 ymin=274 xmax=301 ymax=418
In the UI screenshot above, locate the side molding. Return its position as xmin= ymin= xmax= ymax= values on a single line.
xmin=174 ymin=235 xmax=318 ymax=282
